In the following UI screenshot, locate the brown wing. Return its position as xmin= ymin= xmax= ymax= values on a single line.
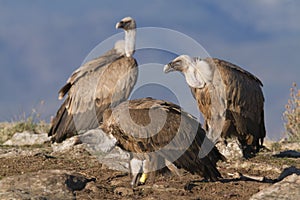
xmin=101 ymin=97 xmax=224 ymax=181
xmin=192 ymin=58 xmax=265 ymax=154
xmin=58 ymin=48 xmax=124 ymax=99
xmin=49 ymin=51 xmax=137 ymax=143
xmin=211 ymin=58 xmax=265 ymax=149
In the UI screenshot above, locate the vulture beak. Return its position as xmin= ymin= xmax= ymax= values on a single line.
xmin=116 ymin=21 xmax=123 ymax=29
xmin=163 ymin=63 xmax=174 ymax=73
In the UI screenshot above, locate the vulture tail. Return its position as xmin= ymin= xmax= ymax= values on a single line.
xmin=190 ymin=155 xmax=222 ymax=182
xmin=198 ymin=147 xmax=223 ymax=181
xmin=48 ymin=97 xmax=76 ymax=143
xmin=202 ymin=163 xmax=222 ymax=181
xmin=209 ymin=146 xmax=227 ymax=164
xmin=175 ymin=146 xmax=223 ymax=181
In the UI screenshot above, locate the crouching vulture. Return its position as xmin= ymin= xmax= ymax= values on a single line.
xmin=100 ymin=97 xmax=225 ymax=187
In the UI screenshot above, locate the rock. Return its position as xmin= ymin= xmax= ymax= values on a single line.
xmin=0 ymin=170 xmax=95 ymax=200
xmin=79 ymin=128 xmax=117 ymax=153
xmin=51 ymin=128 xmax=117 ymax=153
xmin=79 ymin=129 xmax=130 ymax=172
xmin=99 ymin=146 xmax=130 ymax=172
xmin=51 ymin=128 xmax=130 ymax=172
xmin=250 ymin=174 xmax=300 ymax=200
xmin=216 ymin=137 xmax=243 ymax=161
xmin=51 ymin=136 xmax=82 ymax=152
xmin=3 ymin=131 xmax=50 ymax=146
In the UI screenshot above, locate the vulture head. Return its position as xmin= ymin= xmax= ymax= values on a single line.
xmin=164 ymin=55 xmax=214 ymax=89
xmin=116 ymin=17 xmax=136 ymax=57
xmin=116 ymin=16 xmax=136 ymax=30
xmin=163 ymin=55 xmax=193 ymax=73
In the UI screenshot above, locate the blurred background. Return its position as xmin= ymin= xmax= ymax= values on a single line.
xmin=0 ymin=0 xmax=299 ymax=140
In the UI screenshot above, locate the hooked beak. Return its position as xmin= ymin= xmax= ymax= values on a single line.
xmin=116 ymin=22 xmax=122 ymax=29
xmin=163 ymin=63 xmax=174 ymax=73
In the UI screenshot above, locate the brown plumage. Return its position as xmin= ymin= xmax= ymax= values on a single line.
xmin=164 ymin=56 xmax=265 ymax=157
xmin=49 ymin=17 xmax=138 ymax=142
xmin=100 ymin=97 xmax=225 ymax=185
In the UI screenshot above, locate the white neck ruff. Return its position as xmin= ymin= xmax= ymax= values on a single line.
xmin=184 ymin=59 xmax=214 ymax=88
xmin=124 ymin=29 xmax=136 ymax=57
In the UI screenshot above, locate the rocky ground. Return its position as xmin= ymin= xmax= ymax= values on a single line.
xmin=0 ymin=130 xmax=299 ymax=200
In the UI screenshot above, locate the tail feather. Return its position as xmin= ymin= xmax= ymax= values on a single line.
xmin=171 ymin=145 xmax=223 ymax=181
xmin=48 ymin=97 xmax=76 ymax=143
xmin=208 ymin=146 xmax=227 ymax=165
xmin=196 ymin=149 xmax=223 ymax=181
xmin=199 ymin=158 xmax=222 ymax=181
xmin=49 ymin=98 xmax=106 ymax=143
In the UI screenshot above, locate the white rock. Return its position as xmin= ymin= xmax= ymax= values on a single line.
xmin=51 ymin=136 xmax=81 ymax=152
xmin=79 ymin=128 xmax=117 ymax=153
xmin=250 ymin=174 xmax=300 ymax=200
xmin=216 ymin=137 xmax=243 ymax=161
xmin=3 ymin=132 xmax=50 ymax=146
xmin=50 ymin=128 xmax=130 ymax=172
xmin=80 ymin=129 xmax=129 ymax=172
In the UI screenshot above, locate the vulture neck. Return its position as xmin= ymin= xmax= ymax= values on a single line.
xmin=124 ymin=29 xmax=136 ymax=57
xmin=184 ymin=59 xmax=214 ymax=89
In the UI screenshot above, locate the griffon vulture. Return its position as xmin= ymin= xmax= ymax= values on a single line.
xmin=164 ymin=55 xmax=265 ymax=157
xmin=100 ymin=97 xmax=225 ymax=187
xmin=49 ymin=17 xmax=138 ymax=142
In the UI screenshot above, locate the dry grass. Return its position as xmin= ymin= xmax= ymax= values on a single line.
xmin=283 ymin=82 xmax=300 ymax=142
xmin=0 ymin=101 xmax=50 ymax=144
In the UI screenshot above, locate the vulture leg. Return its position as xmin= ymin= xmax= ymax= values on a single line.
xmin=140 ymin=155 xmax=160 ymax=184
xmin=139 ymin=159 xmax=149 ymax=185
xmin=130 ymin=158 xmax=143 ymax=187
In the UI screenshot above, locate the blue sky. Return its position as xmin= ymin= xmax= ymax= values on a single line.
xmin=0 ymin=0 xmax=299 ymax=140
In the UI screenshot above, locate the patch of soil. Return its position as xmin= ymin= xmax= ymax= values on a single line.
xmin=0 ymin=145 xmax=299 ymax=200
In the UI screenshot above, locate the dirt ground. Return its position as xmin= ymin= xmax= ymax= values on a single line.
xmin=0 ymin=144 xmax=299 ymax=200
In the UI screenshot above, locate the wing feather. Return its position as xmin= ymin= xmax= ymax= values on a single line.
xmin=101 ymin=98 xmax=224 ymax=181
xmin=49 ymin=46 xmax=138 ymax=142
xmin=193 ymin=58 xmax=265 ymax=153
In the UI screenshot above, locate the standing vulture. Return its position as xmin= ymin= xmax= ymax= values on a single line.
xmin=49 ymin=17 xmax=138 ymax=142
xmin=164 ymin=55 xmax=265 ymax=157
xmin=100 ymin=97 xmax=225 ymax=187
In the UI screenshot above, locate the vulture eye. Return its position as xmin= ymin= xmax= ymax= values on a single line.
xmin=174 ymin=60 xmax=181 ymax=66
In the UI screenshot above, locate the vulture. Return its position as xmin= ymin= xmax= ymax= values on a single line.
xmin=100 ymin=97 xmax=225 ymax=187
xmin=49 ymin=17 xmax=138 ymax=142
xmin=164 ymin=55 xmax=265 ymax=157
